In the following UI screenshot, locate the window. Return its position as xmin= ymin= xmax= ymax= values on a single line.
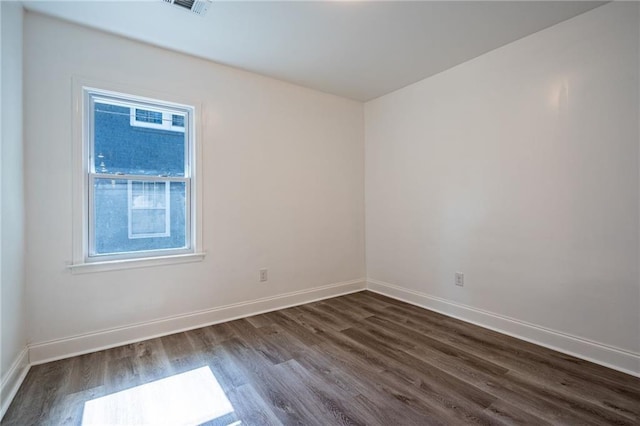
xmin=128 ymin=181 xmax=171 ymax=238
xmin=84 ymin=88 xmax=195 ymax=262
xmin=131 ymin=107 xmax=185 ymax=132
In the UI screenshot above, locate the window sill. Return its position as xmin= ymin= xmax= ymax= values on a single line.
xmin=68 ymin=252 xmax=206 ymax=274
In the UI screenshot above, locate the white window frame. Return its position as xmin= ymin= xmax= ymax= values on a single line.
xmin=70 ymin=80 xmax=204 ymax=273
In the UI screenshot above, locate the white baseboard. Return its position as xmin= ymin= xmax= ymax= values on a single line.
xmin=367 ymin=279 xmax=640 ymax=377
xmin=29 ymin=278 xmax=366 ymax=365
xmin=0 ymin=347 xmax=30 ymax=420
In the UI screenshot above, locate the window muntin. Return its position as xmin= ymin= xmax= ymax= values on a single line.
xmin=86 ymin=89 xmax=194 ymax=260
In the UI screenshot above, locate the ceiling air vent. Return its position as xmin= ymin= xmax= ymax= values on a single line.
xmin=163 ymin=0 xmax=212 ymax=16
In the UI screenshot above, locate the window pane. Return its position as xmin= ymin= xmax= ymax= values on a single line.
xmin=135 ymin=109 xmax=163 ymax=124
xmin=93 ymin=178 xmax=187 ymax=255
xmin=131 ymin=209 xmax=166 ymax=235
xmin=131 ymin=181 xmax=167 ymax=209
xmin=129 ymin=181 xmax=169 ymax=238
xmin=172 ymin=114 xmax=185 ymax=128
xmin=94 ymin=102 xmax=185 ymax=176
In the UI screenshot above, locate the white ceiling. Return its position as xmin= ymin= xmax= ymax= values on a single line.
xmin=23 ymin=0 xmax=606 ymax=101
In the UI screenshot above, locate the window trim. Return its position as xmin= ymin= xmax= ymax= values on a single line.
xmin=70 ymin=78 xmax=204 ymax=272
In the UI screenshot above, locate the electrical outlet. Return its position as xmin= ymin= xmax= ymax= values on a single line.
xmin=455 ymin=272 xmax=464 ymax=287
xmin=259 ymin=269 xmax=268 ymax=282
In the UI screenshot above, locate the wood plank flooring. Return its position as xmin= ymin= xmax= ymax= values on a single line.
xmin=3 ymin=291 xmax=639 ymax=425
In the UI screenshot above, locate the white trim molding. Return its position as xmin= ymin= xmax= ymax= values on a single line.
xmin=0 ymin=347 xmax=30 ymax=420
xmin=29 ymin=278 xmax=366 ymax=365
xmin=367 ymin=279 xmax=640 ymax=378
xmin=68 ymin=252 xmax=206 ymax=274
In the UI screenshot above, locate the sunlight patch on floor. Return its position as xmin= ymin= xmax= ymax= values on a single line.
xmin=82 ymin=366 xmax=234 ymax=425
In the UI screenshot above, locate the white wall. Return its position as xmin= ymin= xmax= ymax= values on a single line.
xmin=24 ymin=12 xmax=364 ymax=356
xmin=365 ymin=2 xmax=639 ymax=373
xmin=1 ymin=1 xmax=28 ymax=416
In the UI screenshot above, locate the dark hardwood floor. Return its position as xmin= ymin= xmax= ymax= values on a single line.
xmin=3 ymin=291 xmax=639 ymax=425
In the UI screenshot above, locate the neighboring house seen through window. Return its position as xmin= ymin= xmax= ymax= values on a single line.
xmin=85 ymin=88 xmax=195 ymax=260
xmin=128 ymin=180 xmax=171 ymax=239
